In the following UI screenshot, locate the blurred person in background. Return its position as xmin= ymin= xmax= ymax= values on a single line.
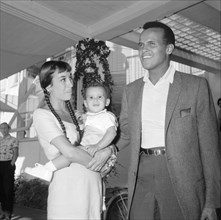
xmin=0 ymin=122 xmax=18 ymax=220
xmin=217 ymin=98 xmax=221 ymax=132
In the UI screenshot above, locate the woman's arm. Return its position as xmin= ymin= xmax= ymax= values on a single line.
xmin=87 ymin=144 xmax=117 ymax=172
xmin=51 ymin=135 xmax=92 ymax=167
xmin=33 ymin=109 xmax=92 ymax=168
xmin=50 ymin=137 xmax=117 ymax=171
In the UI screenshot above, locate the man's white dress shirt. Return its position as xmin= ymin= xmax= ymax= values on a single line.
xmin=141 ymin=64 xmax=175 ymax=149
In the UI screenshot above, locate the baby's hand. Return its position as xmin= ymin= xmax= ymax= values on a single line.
xmin=86 ymin=145 xmax=99 ymax=157
xmin=74 ymin=110 xmax=82 ymax=119
xmin=74 ymin=111 xmax=86 ymax=127
xmin=79 ymin=113 xmax=87 ymax=124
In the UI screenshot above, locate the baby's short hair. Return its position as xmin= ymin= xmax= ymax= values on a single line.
xmin=83 ymin=81 xmax=110 ymax=99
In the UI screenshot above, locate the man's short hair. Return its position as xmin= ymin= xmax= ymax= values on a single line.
xmin=143 ymin=21 xmax=175 ymax=46
xmin=83 ymin=81 xmax=110 ymax=99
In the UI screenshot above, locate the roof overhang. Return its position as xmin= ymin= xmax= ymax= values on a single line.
xmin=0 ymin=0 xmax=220 ymax=80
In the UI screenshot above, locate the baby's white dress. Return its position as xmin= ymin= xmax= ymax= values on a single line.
xmin=33 ymin=108 xmax=102 ymax=220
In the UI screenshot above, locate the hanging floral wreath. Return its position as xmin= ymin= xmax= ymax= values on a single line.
xmin=74 ymin=38 xmax=113 ymax=92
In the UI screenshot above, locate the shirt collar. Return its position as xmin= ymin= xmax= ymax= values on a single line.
xmin=86 ymin=109 xmax=107 ymax=116
xmin=1 ymin=134 xmax=11 ymax=140
xmin=143 ymin=63 xmax=175 ymax=84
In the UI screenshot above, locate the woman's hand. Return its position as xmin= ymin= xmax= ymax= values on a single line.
xmin=87 ymin=147 xmax=111 ymax=171
xmin=100 ymin=164 xmax=112 ymax=178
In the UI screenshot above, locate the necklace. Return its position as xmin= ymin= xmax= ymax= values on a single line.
xmin=55 ymin=110 xmax=72 ymax=123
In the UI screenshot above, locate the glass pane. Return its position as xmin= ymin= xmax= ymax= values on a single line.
xmin=160 ymin=14 xmax=221 ymax=62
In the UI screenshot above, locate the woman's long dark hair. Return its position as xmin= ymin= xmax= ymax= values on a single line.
xmin=39 ymin=60 xmax=81 ymax=139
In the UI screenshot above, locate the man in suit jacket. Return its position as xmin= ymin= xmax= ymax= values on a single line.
xmin=117 ymin=21 xmax=221 ymax=220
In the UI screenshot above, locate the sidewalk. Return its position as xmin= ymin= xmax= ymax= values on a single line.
xmin=9 ymin=204 xmax=221 ymax=220
xmin=11 ymin=205 xmax=47 ymax=220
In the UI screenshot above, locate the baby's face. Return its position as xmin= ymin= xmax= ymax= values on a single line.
xmin=84 ymin=86 xmax=110 ymax=113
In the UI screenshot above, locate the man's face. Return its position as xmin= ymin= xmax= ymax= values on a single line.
xmin=0 ymin=124 xmax=10 ymax=137
xmin=138 ymin=28 xmax=173 ymax=71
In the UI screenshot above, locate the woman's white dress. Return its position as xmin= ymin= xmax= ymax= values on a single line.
xmin=33 ymin=108 xmax=102 ymax=220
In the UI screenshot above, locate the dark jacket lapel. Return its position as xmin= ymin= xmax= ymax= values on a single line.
xmin=165 ymin=72 xmax=182 ymax=134
xmin=131 ymin=79 xmax=144 ymax=152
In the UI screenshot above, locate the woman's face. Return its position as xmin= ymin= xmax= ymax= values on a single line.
xmin=49 ymin=70 xmax=73 ymax=101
